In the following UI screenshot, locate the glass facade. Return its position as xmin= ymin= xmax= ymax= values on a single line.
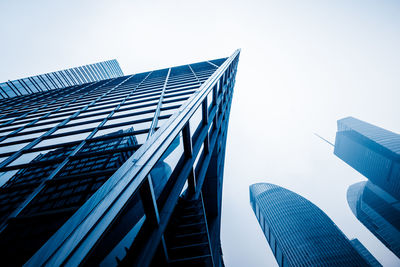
xmin=250 ymin=183 xmax=369 ymax=266
xmin=334 ymin=117 xmax=400 ymax=200
xmin=0 ymin=59 xmax=123 ymax=99
xmin=348 ymin=181 xmax=400 ymax=259
xmin=0 ymin=51 xmax=240 ymax=266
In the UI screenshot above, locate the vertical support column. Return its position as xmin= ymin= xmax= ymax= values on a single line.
xmin=182 ymin=123 xmax=193 ymax=158
xmin=187 ymin=168 xmax=196 ymax=196
xmin=147 ymin=68 xmax=171 ymax=139
xmin=182 ymin=123 xmax=196 ymax=196
xmin=202 ymin=98 xmax=210 ymax=155
xmin=139 ymin=176 xmax=160 ymax=226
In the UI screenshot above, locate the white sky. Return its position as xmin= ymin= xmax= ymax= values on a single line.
xmin=1 ymin=1 xmax=400 ymax=266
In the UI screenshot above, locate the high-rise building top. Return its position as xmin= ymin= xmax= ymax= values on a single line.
xmin=334 ymin=117 xmax=400 ymax=199
xmin=337 ymin=116 xmax=400 ymax=155
xmin=250 ymin=183 xmax=369 ymax=266
xmin=347 ymin=181 xmax=400 ymax=258
xmin=0 ymin=50 xmax=240 ymax=266
xmin=0 ymin=59 xmax=123 ymax=99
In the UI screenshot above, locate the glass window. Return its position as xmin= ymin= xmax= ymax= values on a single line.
xmin=8 ymin=151 xmax=44 ymax=166
xmin=1 ymin=132 xmax=44 ymax=143
xmin=21 ymin=122 xmax=59 ymax=133
xmin=156 ymin=118 xmax=170 ymax=130
xmin=104 ymin=116 xmax=152 ymax=128
xmin=35 ymin=132 xmax=90 ymax=148
xmin=193 ymin=144 xmax=204 ymax=178
xmin=54 ymin=123 xmax=98 ymax=135
xmin=70 ymin=114 xmax=108 ymax=124
xmin=112 ymin=110 xmax=155 ymax=120
xmin=99 ymin=215 xmax=146 ymax=267
xmin=207 ymin=90 xmax=213 ymax=112
xmin=0 ymin=143 xmax=29 ymax=154
xmin=159 ymin=108 xmax=177 ymax=118
xmin=161 ymin=100 xmax=186 ymax=109
xmin=0 ymin=170 xmax=18 ymax=187
xmin=134 ymin=133 xmax=148 ymax=145
xmin=189 ymin=107 xmax=202 ymax=141
xmin=150 ymin=133 xmax=184 ymax=200
xmin=121 ymin=100 xmax=159 ymax=112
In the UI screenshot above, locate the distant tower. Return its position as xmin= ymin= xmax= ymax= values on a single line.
xmin=348 ymin=181 xmax=400 ymax=258
xmin=334 ymin=116 xmax=400 ymax=200
xmin=350 ymin=238 xmax=382 ymax=267
xmin=0 ymin=59 xmax=123 ymax=98
xmin=249 ymin=183 xmax=370 ymax=266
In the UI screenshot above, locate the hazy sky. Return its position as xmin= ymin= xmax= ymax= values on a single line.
xmin=1 ymin=1 xmax=400 ymax=266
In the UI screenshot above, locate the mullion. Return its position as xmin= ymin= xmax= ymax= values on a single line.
xmin=0 ymin=75 xmax=137 ymax=227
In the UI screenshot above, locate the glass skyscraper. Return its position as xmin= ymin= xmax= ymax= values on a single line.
xmin=0 ymin=50 xmax=240 ymax=266
xmin=250 ymin=183 xmax=370 ymax=266
xmin=0 ymin=59 xmax=123 ymax=99
xmin=334 ymin=116 xmax=400 ymax=200
xmin=350 ymin=238 xmax=382 ymax=267
xmin=334 ymin=116 xmax=400 ymax=257
xmin=348 ymin=181 xmax=400 ymax=259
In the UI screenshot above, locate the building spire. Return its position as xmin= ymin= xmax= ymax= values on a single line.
xmin=314 ymin=133 xmax=334 ymax=147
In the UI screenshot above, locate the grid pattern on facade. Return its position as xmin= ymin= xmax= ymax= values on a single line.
xmin=0 ymin=59 xmax=123 ymax=99
xmin=338 ymin=117 xmax=400 ymax=155
xmin=24 ymin=52 xmax=239 ymax=267
xmin=348 ymin=181 xmax=400 ymax=258
xmin=250 ymin=183 xmax=368 ymax=267
xmin=334 ymin=117 xmax=400 ymax=200
xmin=0 ymin=53 xmax=238 ymax=266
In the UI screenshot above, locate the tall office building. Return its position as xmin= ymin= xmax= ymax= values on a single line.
xmin=0 ymin=50 xmax=240 ymax=266
xmin=334 ymin=116 xmax=400 ymax=200
xmin=350 ymin=238 xmax=382 ymax=267
xmin=250 ymin=183 xmax=370 ymax=266
xmin=348 ymin=181 xmax=400 ymax=258
xmin=0 ymin=59 xmax=123 ymax=98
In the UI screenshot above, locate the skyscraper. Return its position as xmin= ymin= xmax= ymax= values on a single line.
xmin=350 ymin=238 xmax=382 ymax=267
xmin=334 ymin=116 xmax=400 ymax=200
xmin=0 ymin=49 xmax=240 ymax=266
xmin=250 ymin=183 xmax=370 ymax=266
xmin=348 ymin=181 xmax=400 ymax=258
xmin=0 ymin=59 xmax=123 ymax=98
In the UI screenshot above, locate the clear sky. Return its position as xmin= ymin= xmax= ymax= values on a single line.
xmin=1 ymin=1 xmax=400 ymax=266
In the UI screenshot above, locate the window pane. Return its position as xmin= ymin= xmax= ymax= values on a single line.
xmin=150 ymin=133 xmax=184 ymax=199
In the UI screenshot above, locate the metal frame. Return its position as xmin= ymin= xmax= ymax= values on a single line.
xmin=24 ymin=49 xmax=239 ymax=266
xmin=0 ymin=51 xmax=238 ymax=266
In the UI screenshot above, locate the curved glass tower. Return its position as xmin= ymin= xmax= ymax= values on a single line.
xmin=250 ymin=183 xmax=370 ymax=266
xmin=348 ymin=181 xmax=400 ymax=258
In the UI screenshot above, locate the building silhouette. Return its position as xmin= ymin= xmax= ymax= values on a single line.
xmin=0 ymin=59 xmax=123 ymax=98
xmin=334 ymin=116 xmax=400 ymax=200
xmin=250 ymin=183 xmax=370 ymax=266
xmin=0 ymin=50 xmax=240 ymax=266
xmin=348 ymin=181 xmax=400 ymax=259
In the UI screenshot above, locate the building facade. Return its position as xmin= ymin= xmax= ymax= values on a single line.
xmin=0 ymin=50 xmax=240 ymax=266
xmin=0 ymin=59 xmax=123 ymax=98
xmin=250 ymin=183 xmax=370 ymax=266
xmin=348 ymin=181 xmax=400 ymax=259
xmin=334 ymin=116 xmax=400 ymax=200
